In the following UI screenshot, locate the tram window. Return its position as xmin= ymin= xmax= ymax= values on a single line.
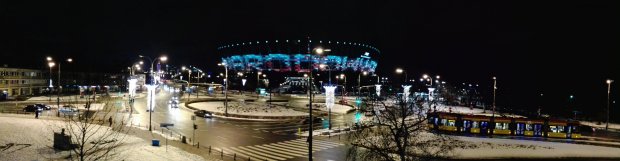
xmin=427 ymin=117 xmax=434 ymax=124
xmin=526 ymin=124 xmax=533 ymax=131
xmin=550 ymin=126 xmax=565 ymax=133
xmin=463 ymin=120 xmax=471 ymax=128
xmin=448 ymin=120 xmax=456 ymax=127
xmin=472 ymin=121 xmax=479 ymax=128
xmin=495 ymin=122 xmax=509 ymax=130
xmin=441 ymin=119 xmax=447 ymax=126
xmin=572 ymin=126 xmax=580 ymax=133
xmin=481 ymin=122 xmax=488 ymax=128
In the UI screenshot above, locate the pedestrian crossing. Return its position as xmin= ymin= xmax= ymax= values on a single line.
xmin=218 ymin=138 xmax=344 ymax=161
xmin=222 ymin=120 xmax=352 ymax=135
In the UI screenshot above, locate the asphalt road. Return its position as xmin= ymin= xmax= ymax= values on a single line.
xmin=127 ymin=88 xmax=351 ymax=161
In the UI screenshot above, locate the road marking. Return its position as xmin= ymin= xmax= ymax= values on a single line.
xmin=251 ymin=135 xmax=265 ymax=139
xmin=235 ymin=146 xmax=284 ymax=161
xmin=246 ymin=146 xmax=294 ymax=159
xmin=259 ymin=144 xmax=307 ymax=155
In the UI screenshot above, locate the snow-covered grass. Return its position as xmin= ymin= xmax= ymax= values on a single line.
xmin=306 ymin=103 xmax=353 ymax=114
xmin=451 ymin=135 xmax=620 ymax=159
xmin=428 ymin=104 xmax=526 ymax=118
xmin=0 ymin=116 xmax=206 ymax=161
xmin=189 ymin=101 xmax=307 ymax=116
xmin=580 ymin=121 xmax=620 ymax=130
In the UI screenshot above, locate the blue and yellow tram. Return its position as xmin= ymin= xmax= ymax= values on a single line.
xmin=427 ymin=112 xmax=581 ymax=139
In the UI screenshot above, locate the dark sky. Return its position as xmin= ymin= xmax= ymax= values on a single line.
xmin=2 ymin=1 xmax=619 ymax=119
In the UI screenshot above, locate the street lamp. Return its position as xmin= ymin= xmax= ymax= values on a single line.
xmin=256 ymin=71 xmax=262 ymax=98
xmin=46 ymin=57 xmax=72 ymax=117
xmin=492 ymin=77 xmax=497 ymax=119
xmin=307 ymin=46 xmax=329 ymax=161
xmin=358 ymin=71 xmax=368 ymax=97
xmin=395 ymin=68 xmax=407 ymax=84
xmin=607 ymin=79 xmax=614 ymax=130
xmin=218 ymin=63 xmax=229 ymax=116
xmin=47 ymin=62 xmax=55 ymax=102
xmin=320 ymin=64 xmax=333 ymax=86
xmin=139 ymin=55 xmax=167 ymax=131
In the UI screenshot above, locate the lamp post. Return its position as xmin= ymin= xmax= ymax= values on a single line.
xmin=46 ymin=57 xmax=72 ymax=117
xmin=47 ymin=61 xmax=55 ymax=102
xmin=607 ymin=79 xmax=613 ymax=130
xmin=218 ymin=63 xmax=229 ymax=116
xmin=492 ymin=77 xmax=497 ymax=118
xmin=139 ymin=55 xmax=167 ymax=131
xmin=306 ymin=45 xmax=329 ymax=161
xmin=320 ymin=64 xmax=332 ymax=86
xmin=256 ymin=71 xmax=262 ymax=98
xmin=395 ymin=68 xmax=407 ymax=84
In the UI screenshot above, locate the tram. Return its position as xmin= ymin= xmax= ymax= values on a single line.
xmin=427 ymin=112 xmax=581 ymax=139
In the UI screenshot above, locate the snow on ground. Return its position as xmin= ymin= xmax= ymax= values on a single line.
xmin=580 ymin=121 xmax=620 ymax=130
xmin=307 ymin=103 xmax=353 ymax=114
xmin=189 ymin=101 xmax=307 ymax=116
xmin=429 ymin=104 xmax=525 ymax=118
xmin=49 ymin=103 xmax=106 ymax=110
xmin=0 ymin=116 xmax=206 ymax=161
xmin=452 ymin=135 xmax=620 ymax=159
xmin=26 ymin=95 xmax=101 ymax=101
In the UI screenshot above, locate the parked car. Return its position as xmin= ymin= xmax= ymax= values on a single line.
xmin=300 ymin=117 xmax=323 ymax=124
xmin=194 ymin=110 xmax=212 ymax=118
xmin=23 ymin=105 xmax=42 ymax=112
xmin=59 ymin=105 xmax=79 ymax=116
xmin=34 ymin=104 xmax=52 ymax=110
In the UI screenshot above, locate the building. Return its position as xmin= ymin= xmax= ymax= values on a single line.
xmin=0 ymin=67 xmax=47 ymax=99
xmin=217 ymin=39 xmax=380 ymax=91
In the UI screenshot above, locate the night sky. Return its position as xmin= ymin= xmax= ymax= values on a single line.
xmin=2 ymin=1 xmax=619 ymax=119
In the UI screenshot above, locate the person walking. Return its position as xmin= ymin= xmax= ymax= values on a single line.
xmin=35 ymin=110 xmax=39 ymax=119
xmin=108 ymin=116 xmax=113 ymax=127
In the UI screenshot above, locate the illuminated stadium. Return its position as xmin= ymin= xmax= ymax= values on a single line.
xmin=218 ymin=39 xmax=379 ymax=73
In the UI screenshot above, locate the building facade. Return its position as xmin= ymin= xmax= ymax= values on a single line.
xmin=0 ymin=67 xmax=47 ymax=99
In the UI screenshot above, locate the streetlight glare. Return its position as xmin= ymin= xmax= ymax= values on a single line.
xmin=67 ymin=58 xmax=73 ymax=62
xmin=423 ymin=74 xmax=429 ymax=79
xmin=135 ymin=64 xmax=140 ymax=68
xmin=139 ymin=61 xmax=144 ymax=65
xmin=46 ymin=57 xmax=52 ymax=61
xmin=436 ymin=75 xmax=440 ymax=79
xmin=159 ymin=56 xmax=168 ymax=61
xmin=395 ymin=68 xmax=403 ymax=73
xmin=315 ymin=48 xmax=324 ymax=54
xmin=363 ymin=71 xmax=368 ymax=75
xmin=182 ymin=66 xmax=186 ymax=70
xmin=48 ymin=62 xmax=55 ymax=67
xmin=607 ymin=79 xmax=613 ymax=84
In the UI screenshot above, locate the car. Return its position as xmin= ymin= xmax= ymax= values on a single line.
xmin=300 ymin=117 xmax=323 ymax=124
xmin=34 ymin=104 xmax=52 ymax=110
xmin=59 ymin=105 xmax=79 ymax=116
xmin=23 ymin=105 xmax=42 ymax=112
xmin=194 ymin=110 xmax=213 ymax=118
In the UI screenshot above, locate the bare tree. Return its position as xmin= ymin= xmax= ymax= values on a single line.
xmin=58 ymin=94 xmax=133 ymax=161
xmin=347 ymin=95 xmax=459 ymax=161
